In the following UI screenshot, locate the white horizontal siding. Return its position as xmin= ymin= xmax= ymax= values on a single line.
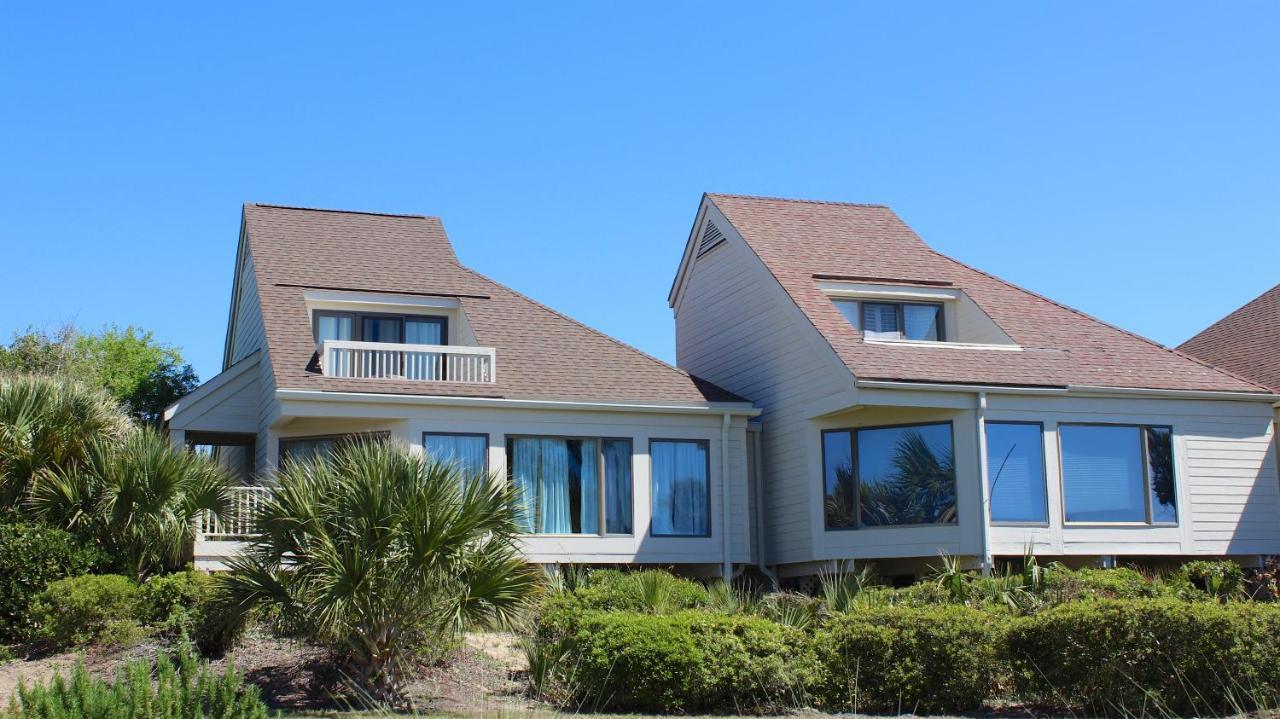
xmin=674 ymin=202 xmax=853 ymax=565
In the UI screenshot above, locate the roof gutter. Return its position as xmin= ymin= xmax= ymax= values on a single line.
xmin=275 ymin=388 xmax=760 ymax=416
xmin=857 ymin=379 xmax=1279 ymax=403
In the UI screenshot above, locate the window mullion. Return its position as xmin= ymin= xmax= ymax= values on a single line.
xmin=850 ymin=430 xmax=861 ymax=529
xmin=1139 ymin=426 xmax=1153 ymax=525
xmin=598 ymin=442 xmax=607 ymax=536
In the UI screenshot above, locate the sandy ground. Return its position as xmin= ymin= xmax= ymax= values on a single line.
xmin=0 ymin=629 xmax=530 ymax=715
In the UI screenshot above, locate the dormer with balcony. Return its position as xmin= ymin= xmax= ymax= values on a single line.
xmin=305 ymin=290 xmax=495 ymax=384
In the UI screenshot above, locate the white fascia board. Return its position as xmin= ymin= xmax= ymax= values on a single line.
xmin=1064 ymin=384 xmax=1280 ymax=403
xmin=667 ymin=198 xmax=710 ymax=309
xmin=863 ymin=338 xmax=1023 ymax=351
xmin=275 ymin=388 xmax=760 ymax=417
xmin=303 ymin=289 xmax=462 ymax=312
xmin=816 ymin=282 xmax=960 ymax=302
xmin=857 ymin=378 xmax=1279 ymax=403
xmin=164 ymin=350 xmax=261 ymax=422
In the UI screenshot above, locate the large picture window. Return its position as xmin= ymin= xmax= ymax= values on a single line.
xmin=823 ymin=422 xmax=957 ymax=529
xmin=423 ymin=432 xmax=488 ymax=482
xmin=985 ymin=422 xmax=1048 ymax=523
xmin=650 ymin=439 xmax=710 ymax=537
xmin=506 ymin=437 xmax=632 ymax=535
xmin=278 ymin=432 xmax=388 ymax=467
xmin=1060 ymin=424 xmax=1176 ymax=524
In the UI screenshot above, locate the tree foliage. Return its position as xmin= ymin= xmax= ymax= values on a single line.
xmin=0 ymin=324 xmax=199 ymax=424
xmin=224 ymin=440 xmax=542 ymax=707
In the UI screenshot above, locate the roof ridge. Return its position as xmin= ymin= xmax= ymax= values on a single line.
xmin=707 ymin=192 xmax=889 ymax=209
xmin=1179 ymin=281 xmax=1280 ymax=350
xmin=248 ymin=202 xmax=434 ymax=220
xmin=453 ymin=263 xmax=741 ymax=397
xmin=924 ymin=247 xmax=1274 ymax=393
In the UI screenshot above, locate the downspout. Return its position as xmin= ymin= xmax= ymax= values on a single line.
xmin=975 ymin=392 xmax=994 ymax=575
xmin=721 ymin=412 xmax=733 ymax=583
xmin=752 ymin=425 xmax=779 ymax=589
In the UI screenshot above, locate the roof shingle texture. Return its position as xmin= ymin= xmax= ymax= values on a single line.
xmin=707 ymin=194 xmax=1266 ymax=393
xmin=243 ymin=203 xmax=743 ymax=403
xmin=1178 ymin=283 xmax=1280 ymax=392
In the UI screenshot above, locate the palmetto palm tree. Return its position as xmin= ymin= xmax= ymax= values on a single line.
xmin=0 ymin=373 xmax=129 ymax=507
xmin=224 ymin=440 xmax=541 ymax=707
xmin=27 ymin=427 xmax=232 ymax=581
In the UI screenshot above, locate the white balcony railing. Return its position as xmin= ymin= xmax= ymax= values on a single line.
xmin=198 ymin=486 xmax=270 ymax=541
xmin=319 ymin=340 xmax=496 ymax=384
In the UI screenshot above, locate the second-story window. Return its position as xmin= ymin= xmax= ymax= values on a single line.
xmin=833 ymin=299 xmax=944 ymax=342
xmin=314 ymin=311 xmax=448 ymax=346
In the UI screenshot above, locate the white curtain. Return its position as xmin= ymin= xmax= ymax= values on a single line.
xmin=424 ymin=434 xmax=487 ymax=486
xmin=538 ymin=439 xmax=571 ymax=533
xmin=511 ymin=439 xmax=540 ymax=533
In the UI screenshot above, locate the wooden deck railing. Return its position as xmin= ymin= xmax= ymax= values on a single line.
xmin=319 ymin=340 xmax=496 ymax=383
xmin=198 ymin=486 xmax=270 ymax=541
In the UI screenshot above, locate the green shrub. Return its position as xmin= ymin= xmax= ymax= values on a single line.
xmin=811 ymin=605 xmax=1004 ymax=714
xmin=572 ymin=569 xmax=709 ymax=612
xmin=8 ymin=644 xmax=275 ymax=719
xmin=29 ymin=574 xmax=141 ymax=649
xmin=1182 ymin=560 xmax=1246 ymax=600
xmin=1043 ymin=566 xmax=1152 ymax=600
xmin=138 ymin=570 xmax=211 ymax=629
xmin=555 ymin=609 xmax=814 ymax=713
xmin=1006 ymin=599 xmax=1280 ymax=714
xmin=0 ymin=523 xmax=102 ymax=642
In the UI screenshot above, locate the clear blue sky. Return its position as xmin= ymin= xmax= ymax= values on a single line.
xmin=2 ymin=3 xmax=1276 ymax=383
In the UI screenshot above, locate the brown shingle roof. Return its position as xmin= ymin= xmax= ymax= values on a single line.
xmin=242 ymin=203 xmax=744 ymax=404
xmin=1179 ymin=283 xmax=1280 ymax=392
xmin=707 ymin=193 xmax=1266 ymax=393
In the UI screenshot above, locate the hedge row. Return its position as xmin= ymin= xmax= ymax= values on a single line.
xmin=534 ymin=599 xmax=1280 ymax=715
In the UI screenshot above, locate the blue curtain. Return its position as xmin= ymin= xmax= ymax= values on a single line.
xmin=651 ymin=440 xmax=709 ymax=536
xmin=578 ymin=440 xmax=599 ymax=534
xmin=604 ymin=439 xmax=632 ymax=534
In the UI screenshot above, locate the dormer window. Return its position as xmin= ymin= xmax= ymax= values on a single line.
xmin=834 ymin=299 xmax=944 ymax=342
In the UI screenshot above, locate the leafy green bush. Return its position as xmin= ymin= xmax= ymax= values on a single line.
xmin=8 ymin=644 xmax=274 ymax=719
xmin=0 ymin=522 xmax=101 ymax=642
xmin=1006 ymin=599 xmax=1280 ymax=714
xmin=1043 ymin=566 xmax=1151 ymax=600
xmin=1182 ymin=560 xmax=1246 ymax=600
xmin=29 ymin=574 xmax=141 ymax=649
xmin=552 ymin=609 xmax=814 ymax=713
xmin=137 ymin=569 xmax=217 ymax=635
xmin=811 ymin=605 xmax=1004 ymax=714
xmin=571 ymin=569 xmax=709 ymax=612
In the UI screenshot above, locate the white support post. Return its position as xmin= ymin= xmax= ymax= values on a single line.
xmin=975 ymin=392 xmax=994 ymax=575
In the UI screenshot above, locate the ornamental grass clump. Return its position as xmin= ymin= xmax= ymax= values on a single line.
xmin=6 ymin=645 xmax=274 ymax=719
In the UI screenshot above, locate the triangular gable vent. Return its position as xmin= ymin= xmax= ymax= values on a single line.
xmin=697 ymin=220 xmax=725 ymax=256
